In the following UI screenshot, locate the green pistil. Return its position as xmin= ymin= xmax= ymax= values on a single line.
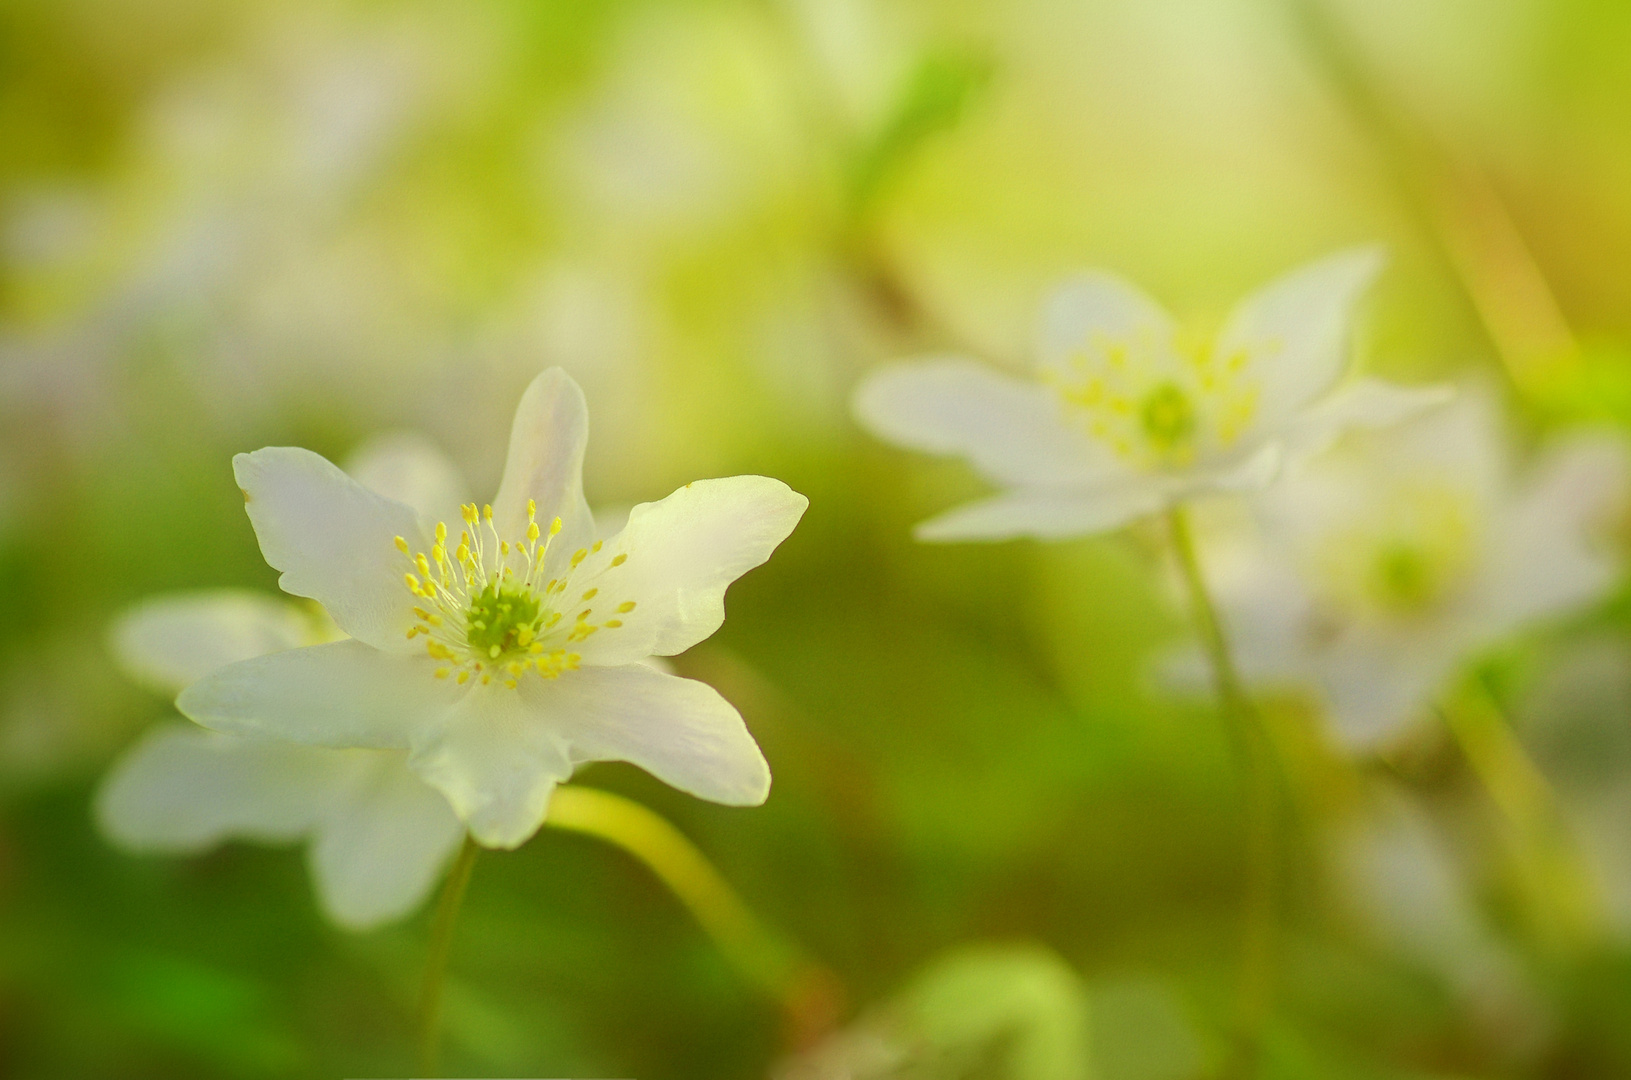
xmin=1140 ymin=382 xmax=1196 ymax=453
xmin=1371 ymin=543 xmax=1437 ymax=612
xmin=465 ymin=583 xmax=541 ymax=659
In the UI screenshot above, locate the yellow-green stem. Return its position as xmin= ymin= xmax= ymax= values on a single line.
xmin=1441 ymin=681 xmax=1604 ymax=952
xmin=416 ymin=834 xmax=479 ymax=1078
xmin=1167 ymin=506 xmax=1276 ymax=1078
xmin=545 ymin=786 xmax=840 ymax=1042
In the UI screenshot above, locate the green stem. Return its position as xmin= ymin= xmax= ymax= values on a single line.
xmin=545 ymin=786 xmax=841 ymax=1044
xmin=417 ymin=834 xmax=479 ymax=1078
xmin=1167 ymin=506 xmax=1277 ymax=1077
xmin=1440 ymin=681 xmax=1604 ymax=952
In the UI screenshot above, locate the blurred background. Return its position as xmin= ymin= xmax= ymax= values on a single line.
xmin=3 ymin=0 xmax=1631 ymax=1076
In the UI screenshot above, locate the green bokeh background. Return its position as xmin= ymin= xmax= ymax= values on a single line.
xmin=3 ymin=0 xmax=1631 ymax=1076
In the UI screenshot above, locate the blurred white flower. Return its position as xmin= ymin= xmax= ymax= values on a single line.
xmin=97 ymin=592 xmax=466 ymax=931
xmin=1332 ymin=789 xmax=1546 ymax=1053
xmin=96 ymin=433 xmax=477 ymax=930
xmin=852 ymin=248 xmax=1448 ymax=540
xmin=179 ymin=369 xmax=807 ymax=849
xmin=1196 ymin=391 xmax=1630 ymax=749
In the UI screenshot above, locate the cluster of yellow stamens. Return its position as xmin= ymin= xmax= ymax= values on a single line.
xmin=1049 ymin=329 xmax=1263 ymax=469
xmin=394 ymin=498 xmax=637 ymax=689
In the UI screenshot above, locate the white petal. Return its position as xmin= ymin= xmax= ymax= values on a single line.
xmin=1279 ymin=378 xmax=1454 ymax=462
xmin=408 ymin=685 xmax=574 ymax=849
xmin=851 ymin=357 xmax=1118 ymax=487
xmin=1035 ymin=272 xmax=1177 ymax=384
xmin=109 ymin=591 xmax=315 ymax=695
xmin=234 ymin=447 xmax=425 ymax=651
xmin=178 ymin=641 xmax=453 ymax=749
xmin=544 ymin=664 xmax=770 ymax=806
xmin=1175 ymin=443 xmax=1284 ymax=497
xmin=1478 ymin=432 xmax=1631 ymax=630
xmin=568 ymin=475 xmax=808 ymax=665
xmin=1218 ymin=246 xmax=1385 ymax=433
xmin=1317 ymin=635 xmax=1460 ymax=751
xmin=913 ymin=484 xmax=1167 ymax=542
xmin=490 ymin=368 xmax=597 ymax=567
xmin=95 ymin=722 xmax=345 ymax=852
xmin=308 ymin=752 xmax=466 ymax=930
xmin=343 ymin=431 xmax=470 ymax=534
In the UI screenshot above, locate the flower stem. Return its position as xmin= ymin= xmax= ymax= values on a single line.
xmin=1440 ymin=680 xmax=1605 ymax=953
xmin=1166 ymin=505 xmax=1277 ymax=1077
xmin=417 ymin=834 xmax=479 ymax=1078
xmin=545 ymin=785 xmax=842 ymax=1045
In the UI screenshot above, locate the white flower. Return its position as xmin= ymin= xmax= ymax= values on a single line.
xmin=852 ymin=248 xmax=1449 ymax=540
xmin=97 ymin=433 xmax=480 ymax=929
xmin=178 ymin=368 xmax=808 ymax=849
xmin=1194 ymin=391 xmax=1630 ymax=750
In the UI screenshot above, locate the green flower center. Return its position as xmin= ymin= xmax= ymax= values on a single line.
xmin=1139 ymin=382 xmax=1196 ymax=452
xmin=1368 ymin=542 xmax=1442 ymax=613
xmin=465 ymin=582 xmax=542 ymax=660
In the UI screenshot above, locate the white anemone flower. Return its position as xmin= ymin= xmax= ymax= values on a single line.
xmin=852 ymin=247 xmax=1449 ymax=540
xmin=178 ymin=369 xmax=808 ymax=849
xmin=1194 ymin=391 xmax=1630 ymax=750
xmin=96 ymin=435 xmax=476 ymax=930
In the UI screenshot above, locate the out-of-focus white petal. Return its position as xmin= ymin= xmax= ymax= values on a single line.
xmin=109 ymin=591 xmax=316 ymax=696
xmin=1479 ymin=432 xmax=1631 ymax=631
xmin=95 ymin=723 xmax=344 ymax=851
xmin=490 ymin=368 xmax=596 ymax=568
xmin=1279 ymin=378 xmax=1454 ymax=461
xmin=1317 ymin=634 xmax=1462 ymax=751
xmin=308 ymin=753 xmax=466 ymax=930
xmin=234 ymin=447 xmax=425 ymax=651
xmin=1035 ymin=273 xmax=1176 ymax=384
xmin=343 ymin=431 xmax=470 ymax=534
xmin=1219 ymin=246 xmax=1385 ymax=433
xmin=569 ymin=476 xmax=808 ymax=665
xmin=851 ymin=357 xmax=1118 ymax=487
xmin=408 ymin=686 xmax=573 ymax=849
xmin=178 ymin=641 xmax=451 ymax=749
xmin=547 ymin=664 xmax=769 ymax=806
xmin=1334 ymin=789 xmax=1537 ymax=1034
xmin=913 ymin=485 xmax=1166 ymax=542
xmin=1180 ymin=444 xmax=1284 ymax=496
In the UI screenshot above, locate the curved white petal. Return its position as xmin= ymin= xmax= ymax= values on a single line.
xmin=1035 ymin=272 xmax=1176 ymax=384
xmin=1278 ymin=378 xmax=1454 ymax=462
xmin=234 ymin=447 xmax=425 ymax=651
xmin=568 ymin=475 xmax=808 ymax=665
xmin=851 ymin=358 xmax=1118 ymax=487
xmin=343 ymin=431 xmax=470 ymax=534
xmin=914 ymin=484 xmax=1167 ymax=542
xmin=543 ymin=664 xmax=770 ymax=806
xmin=490 ymin=368 xmax=597 ymax=569
xmin=109 ymin=591 xmax=316 ymax=695
xmin=308 ymin=752 xmax=466 ymax=930
xmin=1478 ymin=432 xmax=1631 ymax=631
xmin=95 ymin=722 xmax=345 ymax=852
xmin=178 ymin=640 xmax=452 ymax=749
xmin=408 ymin=685 xmax=573 ymax=849
xmin=1219 ymin=246 xmax=1385 ymax=434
